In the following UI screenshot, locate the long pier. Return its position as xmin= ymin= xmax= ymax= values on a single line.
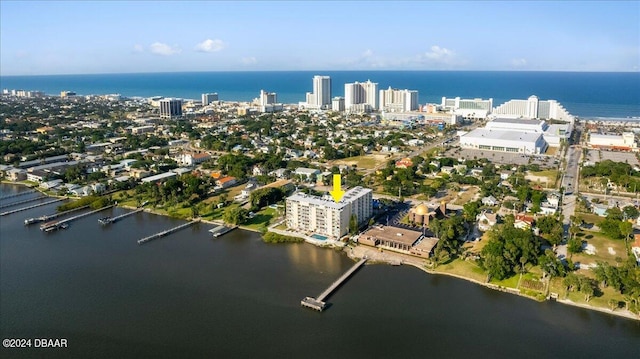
xmin=0 ymin=189 xmax=36 ymax=201
xmin=0 ymin=195 xmax=46 ymax=209
xmin=0 ymin=198 xmax=66 ymax=216
xmin=301 ymin=257 xmax=367 ymax=312
xmin=40 ymin=205 xmax=114 ymax=231
xmin=24 ymin=205 xmax=90 ymax=225
xmin=138 ymin=219 xmax=200 ymax=245
xmin=98 ymin=208 xmax=144 ymax=225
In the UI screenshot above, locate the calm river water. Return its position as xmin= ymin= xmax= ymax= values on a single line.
xmin=1 ymin=184 xmax=639 ymax=359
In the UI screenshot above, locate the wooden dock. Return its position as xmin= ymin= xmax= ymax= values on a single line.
xmin=98 ymin=208 xmax=144 ymax=225
xmin=209 ymin=224 xmax=237 ymax=237
xmin=137 ymin=219 xmax=200 ymax=245
xmin=0 ymin=198 xmax=66 ymax=216
xmin=40 ymin=205 xmax=114 ymax=231
xmin=24 ymin=205 xmax=90 ymax=225
xmin=0 ymin=189 xmax=36 ymax=201
xmin=0 ymin=195 xmax=47 ymax=209
xmin=301 ymin=257 xmax=367 ymax=312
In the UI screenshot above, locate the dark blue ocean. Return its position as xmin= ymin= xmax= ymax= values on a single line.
xmin=1 ymin=71 xmax=639 ymax=118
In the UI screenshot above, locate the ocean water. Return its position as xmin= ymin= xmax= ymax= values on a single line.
xmin=1 ymin=71 xmax=639 ymax=118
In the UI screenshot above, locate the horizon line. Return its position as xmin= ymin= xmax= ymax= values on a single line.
xmin=2 ymin=69 xmax=640 ymax=77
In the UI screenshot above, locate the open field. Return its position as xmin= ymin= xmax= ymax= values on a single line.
xmin=331 ymin=154 xmax=388 ymax=170
xmin=433 ymin=259 xmax=487 ymax=283
xmin=243 ymin=207 xmax=278 ymax=232
xmin=451 ymin=186 xmax=480 ymax=205
xmin=570 ymin=229 xmax=628 ymax=267
xmin=529 ymin=169 xmax=559 ymax=184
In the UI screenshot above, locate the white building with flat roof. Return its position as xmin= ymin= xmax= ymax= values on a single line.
xmin=286 ymin=186 xmax=372 ymax=239
xmin=202 ymin=93 xmax=218 ymax=105
xmin=589 ymin=132 xmax=637 ymax=151
xmin=459 ymin=128 xmax=547 ymax=154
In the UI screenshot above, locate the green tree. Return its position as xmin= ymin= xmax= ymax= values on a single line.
xmin=223 ymin=207 xmax=248 ymax=225
xmin=349 ymin=214 xmax=359 ymax=235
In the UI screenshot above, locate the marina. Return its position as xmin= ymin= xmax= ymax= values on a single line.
xmin=40 ymin=205 xmax=114 ymax=232
xmin=98 ymin=208 xmax=144 ymax=225
xmin=301 ymin=257 xmax=368 ymax=312
xmin=137 ymin=219 xmax=200 ymax=245
xmin=0 ymin=198 xmax=66 ymax=216
xmin=24 ymin=205 xmax=90 ymax=225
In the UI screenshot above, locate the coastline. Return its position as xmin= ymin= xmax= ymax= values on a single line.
xmin=2 ymin=182 xmax=638 ymax=322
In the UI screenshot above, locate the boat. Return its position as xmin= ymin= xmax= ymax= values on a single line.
xmin=98 ymin=216 xmax=112 ymax=225
xmin=24 ymin=218 xmax=38 ymax=225
xmin=59 ymin=223 xmax=69 ymax=229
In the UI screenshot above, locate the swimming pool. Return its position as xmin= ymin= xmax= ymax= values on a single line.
xmin=311 ymin=234 xmax=328 ymax=241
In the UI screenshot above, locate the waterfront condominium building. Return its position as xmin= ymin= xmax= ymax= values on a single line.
xmin=302 ymin=75 xmax=332 ymax=110
xmin=159 ymin=98 xmax=183 ymax=119
xmin=202 ymin=93 xmax=219 ymax=105
xmin=344 ymin=80 xmax=379 ymax=112
xmin=492 ymin=95 xmax=575 ymax=122
xmin=286 ymin=186 xmax=373 ymax=239
xmin=258 ymin=90 xmax=283 ymax=113
xmin=332 ymin=97 xmax=345 ymax=112
xmin=379 ymin=87 xmax=419 ymax=112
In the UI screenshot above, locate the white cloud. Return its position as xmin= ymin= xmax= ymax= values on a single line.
xmin=510 ymin=58 xmax=527 ymax=68
xmin=132 ymin=44 xmax=144 ymax=53
xmin=195 ymin=39 xmax=225 ymax=53
xmin=241 ymin=56 xmax=257 ymax=65
xmin=362 ymin=49 xmax=373 ymax=58
xmin=420 ymin=45 xmax=454 ymax=62
xmin=150 ymin=42 xmax=181 ymax=56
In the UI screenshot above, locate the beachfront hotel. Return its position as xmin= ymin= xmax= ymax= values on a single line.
xmin=441 ymin=97 xmax=493 ymax=120
xmin=492 ymin=95 xmax=575 ymax=122
xmin=201 ymin=93 xmax=218 ymax=105
xmin=344 ymin=80 xmax=379 ymax=112
xmin=379 ymin=87 xmax=419 ymax=112
xmin=286 ymin=186 xmax=372 ymax=239
xmin=300 ymin=75 xmax=332 ymax=110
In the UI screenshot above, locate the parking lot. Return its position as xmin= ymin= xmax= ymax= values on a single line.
xmin=585 ymin=149 xmax=639 ymax=166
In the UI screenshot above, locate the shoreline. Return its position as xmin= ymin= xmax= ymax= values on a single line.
xmin=344 ymin=244 xmax=640 ymax=322
xmin=2 ymin=182 xmax=637 ymax=322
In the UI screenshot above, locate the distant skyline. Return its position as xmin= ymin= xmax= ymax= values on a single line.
xmin=1 ymin=1 xmax=638 ymax=76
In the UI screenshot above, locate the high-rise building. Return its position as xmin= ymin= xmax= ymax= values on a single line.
xmin=301 ymin=75 xmax=332 ymax=110
xmin=286 ymin=186 xmax=372 ymax=239
xmin=441 ymin=97 xmax=493 ymax=119
xmin=379 ymin=87 xmax=419 ymax=112
xmin=202 ymin=93 xmax=218 ymax=105
xmin=159 ymin=98 xmax=183 ymax=119
xmin=332 ymin=97 xmax=345 ymax=112
xmin=344 ymin=80 xmax=378 ymax=112
xmin=492 ymin=95 xmax=575 ymax=122
xmin=258 ymin=90 xmax=282 ymax=113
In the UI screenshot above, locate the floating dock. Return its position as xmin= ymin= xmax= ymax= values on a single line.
xmin=40 ymin=205 xmax=114 ymax=231
xmin=1 ymin=198 xmax=66 ymax=216
xmin=24 ymin=205 xmax=90 ymax=225
xmin=209 ymin=224 xmax=237 ymax=237
xmin=301 ymin=257 xmax=367 ymax=312
xmin=0 ymin=195 xmax=47 ymax=210
xmin=98 ymin=208 xmax=144 ymax=225
xmin=137 ymin=219 xmax=200 ymax=245
xmin=0 ymin=189 xmax=36 ymax=201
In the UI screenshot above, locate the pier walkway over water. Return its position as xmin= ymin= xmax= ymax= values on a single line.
xmin=138 ymin=219 xmax=200 ymax=245
xmin=1 ymin=198 xmax=66 ymax=216
xmin=0 ymin=189 xmax=36 ymax=201
xmin=40 ymin=205 xmax=114 ymax=231
xmin=301 ymin=257 xmax=367 ymax=312
xmin=99 ymin=208 xmax=144 ymax=225
xmin=0 ymin=195 xmax=47 ymax=209
xmin=24 ymin=205 xmax=90 ymax=225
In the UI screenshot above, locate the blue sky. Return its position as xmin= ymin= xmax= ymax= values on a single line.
xmin=1 ymin=1 xmax=638 ymax=75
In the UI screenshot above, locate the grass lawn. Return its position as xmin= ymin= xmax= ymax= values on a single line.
xmin=577 ymin=213 xmax=605 ymax=226
xmin=549 ymin=277 xmax=628 ymax=310
xmin=434 ymin=259 xmax=487 ymax=283
xmin=530 ymin=169 xmax=559 ymax=184
xmin=422 ymin=147 xmax=444 ymax=157
xmin=570 ymin=230 xmax=628 ymax=266
xmin=243 ymin=207 xmax=277 ymax=232
xmin=451 ymin=186 xmax=479 ymax=205
xmin=490 ymin=274 xmax=520 ymax=288
xmin=332 ymin=154 xmax=387 ymax=170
